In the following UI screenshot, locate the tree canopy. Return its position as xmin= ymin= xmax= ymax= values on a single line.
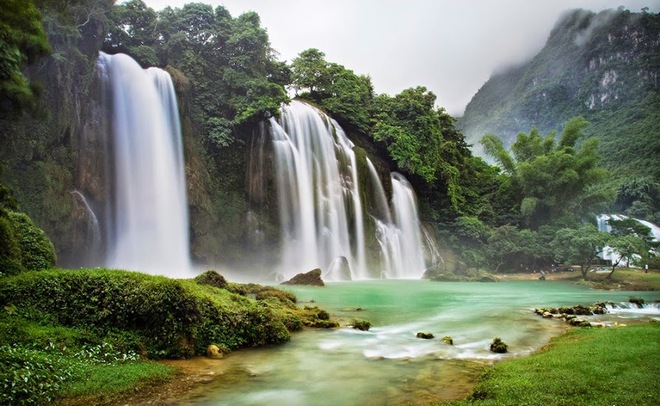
xmin=481 ymin=117 xmax=609 ymax=229
xmin=0 ymin=0 xmax=50 ymax=112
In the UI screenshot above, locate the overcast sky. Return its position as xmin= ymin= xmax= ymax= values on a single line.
xmin=139 ymin=0 xmax=660 ymax=115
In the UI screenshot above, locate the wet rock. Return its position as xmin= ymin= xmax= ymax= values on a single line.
xmin=281 ymin=268 xmax=325 ymax=286
xmin=567 ymin=318 xmax=591 ymax=327
xmin=629 ymin=297 xmax=645 ymax=308
xmin=206 ymin=344 xmax=223 ymax=359
xmin=351 ymin=319 xmax=371 ymax=331
xmin=326 ymin=256 xmax=352 ymax=281
xmin=416 ymin=332 xmax=434 ymax=339
xmin=441 ymin=336 xmax=453 ymax=345
xmin=489 ymin=337 xmax=508 ymax=353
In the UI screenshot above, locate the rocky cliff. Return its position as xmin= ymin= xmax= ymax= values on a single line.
xmin=458 ymin=8 xmax=659 ymax=181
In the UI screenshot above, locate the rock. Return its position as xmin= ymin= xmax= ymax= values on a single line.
xmin=351 ymin=319 xmax=371 ymax=331
xmin=416 ymin=332 xmax=434 ymax=339
xmin=281 ymin=268 xmax=325 ymax=286
xmin=567 ymin=318 xmax=591 ymax=327
xmin=629 ymin=297 xmax=645 ymax=308
xmin=195 ymin=270 xmax=228 ymax=289
xmin=441 ymin=336 xmax=454 ymax=345
xmin=490 ymin=337 xmax=508 ymax=353
xmin=206 ymin=345 xmax=223 ymax=359
xmin=542 ymin=311 xmax=554 ymax=318
xmin=326 ymin=256 xmax=352 ymax=281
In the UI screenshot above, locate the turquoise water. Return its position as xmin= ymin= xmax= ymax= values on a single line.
xmin=182 ymin=280 xmax=659 ymax=405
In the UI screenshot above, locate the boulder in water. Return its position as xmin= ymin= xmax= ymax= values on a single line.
xmin=281 ymin=268 xmax=325 ymax=286
xmin=206 ymin=344 xmax=223 ymax=359
xmin=441 ymin=336 xmax=454 ymax=345
xmin=326 ymin=256 xmax=352 ymax=281
xmin=490 ymin=337 xmax=508 ymax=353
xmin=416 ymin=332 xmax=435 ymax=339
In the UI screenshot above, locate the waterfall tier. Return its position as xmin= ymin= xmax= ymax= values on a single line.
xmin=250 ymin=100 xmax=426 ymax=280
xmin=98 ymin=52 xmax=191 ymax=276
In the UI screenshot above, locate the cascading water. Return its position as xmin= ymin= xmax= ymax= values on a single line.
xmin=98 ymin=52 xmax=191 ymax=276
xmin=253 ymin=100 xmax=426 ymax=280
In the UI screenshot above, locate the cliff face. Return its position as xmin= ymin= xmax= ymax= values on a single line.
xmin=458 ymin=8 xmax=660 ymax=179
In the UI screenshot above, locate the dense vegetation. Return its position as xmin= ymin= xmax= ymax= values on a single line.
xmin=0 ymin=268 xmax=335 ymax=403
xmin=459 ymin=8 xmax=660 ymax=224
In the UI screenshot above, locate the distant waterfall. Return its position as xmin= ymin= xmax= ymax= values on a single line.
xmin=98 ymin=52 xmax=191 ymax=276
xmin=251 ymin=100 xmax=426 ymax=280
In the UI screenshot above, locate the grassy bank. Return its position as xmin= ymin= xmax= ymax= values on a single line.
xmin=0 ymin=268 xmax=335 ymax=404
xmin=448 ymin=323 xmax=660 ymax=405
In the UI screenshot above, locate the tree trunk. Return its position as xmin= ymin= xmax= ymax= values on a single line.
xmin=606 ymin=258 xmax=622 ymax=280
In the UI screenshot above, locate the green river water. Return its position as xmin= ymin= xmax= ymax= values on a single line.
xmin=179 ymin=280 xmax=659 ymax=405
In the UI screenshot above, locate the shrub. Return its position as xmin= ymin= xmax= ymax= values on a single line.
xmin=0 ymin=214 xmax=24 ymax=277
xmin=7 ymin=211 xmax=56 ymax=271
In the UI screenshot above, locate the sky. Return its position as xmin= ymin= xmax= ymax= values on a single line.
xmin=139 ymin=0 xmax=660 ymax=116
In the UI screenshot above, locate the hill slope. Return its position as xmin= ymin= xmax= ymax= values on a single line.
xmin=458 ymin=8 xmax=659 ymax=183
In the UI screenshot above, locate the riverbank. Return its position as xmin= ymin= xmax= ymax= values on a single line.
xmin=498 ymin=268 xmax=660 ymax=290
xmin=446 ymin=322 xmax=660 ymax=405
xmin=42 ymin=276 xmax=660 ymax=405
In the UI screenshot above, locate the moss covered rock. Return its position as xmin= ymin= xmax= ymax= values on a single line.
xmin=490 ymin=337 xmax=508 ymax=353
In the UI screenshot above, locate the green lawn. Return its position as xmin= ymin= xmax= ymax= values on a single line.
xmin=448 ymin=323 xmax=660 ymax=405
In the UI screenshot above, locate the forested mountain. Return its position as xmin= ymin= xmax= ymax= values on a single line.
xmin=458 ymin=8 xmax=659 ymax=222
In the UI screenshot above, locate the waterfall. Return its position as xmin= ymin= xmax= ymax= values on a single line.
xmin=253 ymin=100 xmax=426 ymax=280
xmin=70 ymin=190 xmax=102 ymax=265
xmin=98 ymin=52 xmax=191 ymax=276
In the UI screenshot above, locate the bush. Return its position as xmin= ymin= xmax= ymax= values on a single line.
xmin=0 ymin=213 xmax=24 ymax=277
xmin=0 ymin=270 xmax=298 ymax=358
xmin=6 ymin=211 xmax=56 ymax=271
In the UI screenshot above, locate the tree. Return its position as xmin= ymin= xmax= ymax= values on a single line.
xmin=486 ymin=225 xmax=541 ymax=272
xmin=481 ymin=117 xmax=609 ymax=228
xmin=290 ymin=48 xmax=331 ymax=95
xmin=103 ymin=0 xmax=158 ymax=66
xmin=552 ymin=224 xmax=610 ymax=279
xmin=371 ymin=87 xmax=443 ymax=183
xmin=606 ymin=217 xmax=659 ymax=278
xmin=0 ymin=0 xmax=50 ymax=112
xmin=606 ymin=235 xmax=648 ymax=278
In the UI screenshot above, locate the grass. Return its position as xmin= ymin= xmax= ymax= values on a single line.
xmin=587 ymin=269 xmax=660 ymax=290
xmin=56 ymin=362 xmax=175 ymax=405
xmin=447 ymin=323 xmax=660 ymax=405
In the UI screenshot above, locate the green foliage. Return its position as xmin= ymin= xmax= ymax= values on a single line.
xmin=0 ymin=0 xmax=50 ymax=113
xmin=371 ymin=87 xmax=443 ymax=183
xmin=0 ymin=270 xmax=304 ymax=359
xmin=551 ymin=223 xmax=610 ymax=278
xmin=7 ymin=211 xmax=56 ymax=271
xmin=607 ymin=218 xmax=658 ymax=274
xmin=481 ymin=117 xmax=609 ymax=229
xmin=0 ymin=344 xmax=76 ymax=404
xmin=291 ymin=48 xmax=374 ymax=132
xmin=0 ymin=310 xmax=174 ymax=405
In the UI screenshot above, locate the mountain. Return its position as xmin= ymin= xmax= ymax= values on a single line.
xmin=458 ymin=8 xmax=660 ymax=184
